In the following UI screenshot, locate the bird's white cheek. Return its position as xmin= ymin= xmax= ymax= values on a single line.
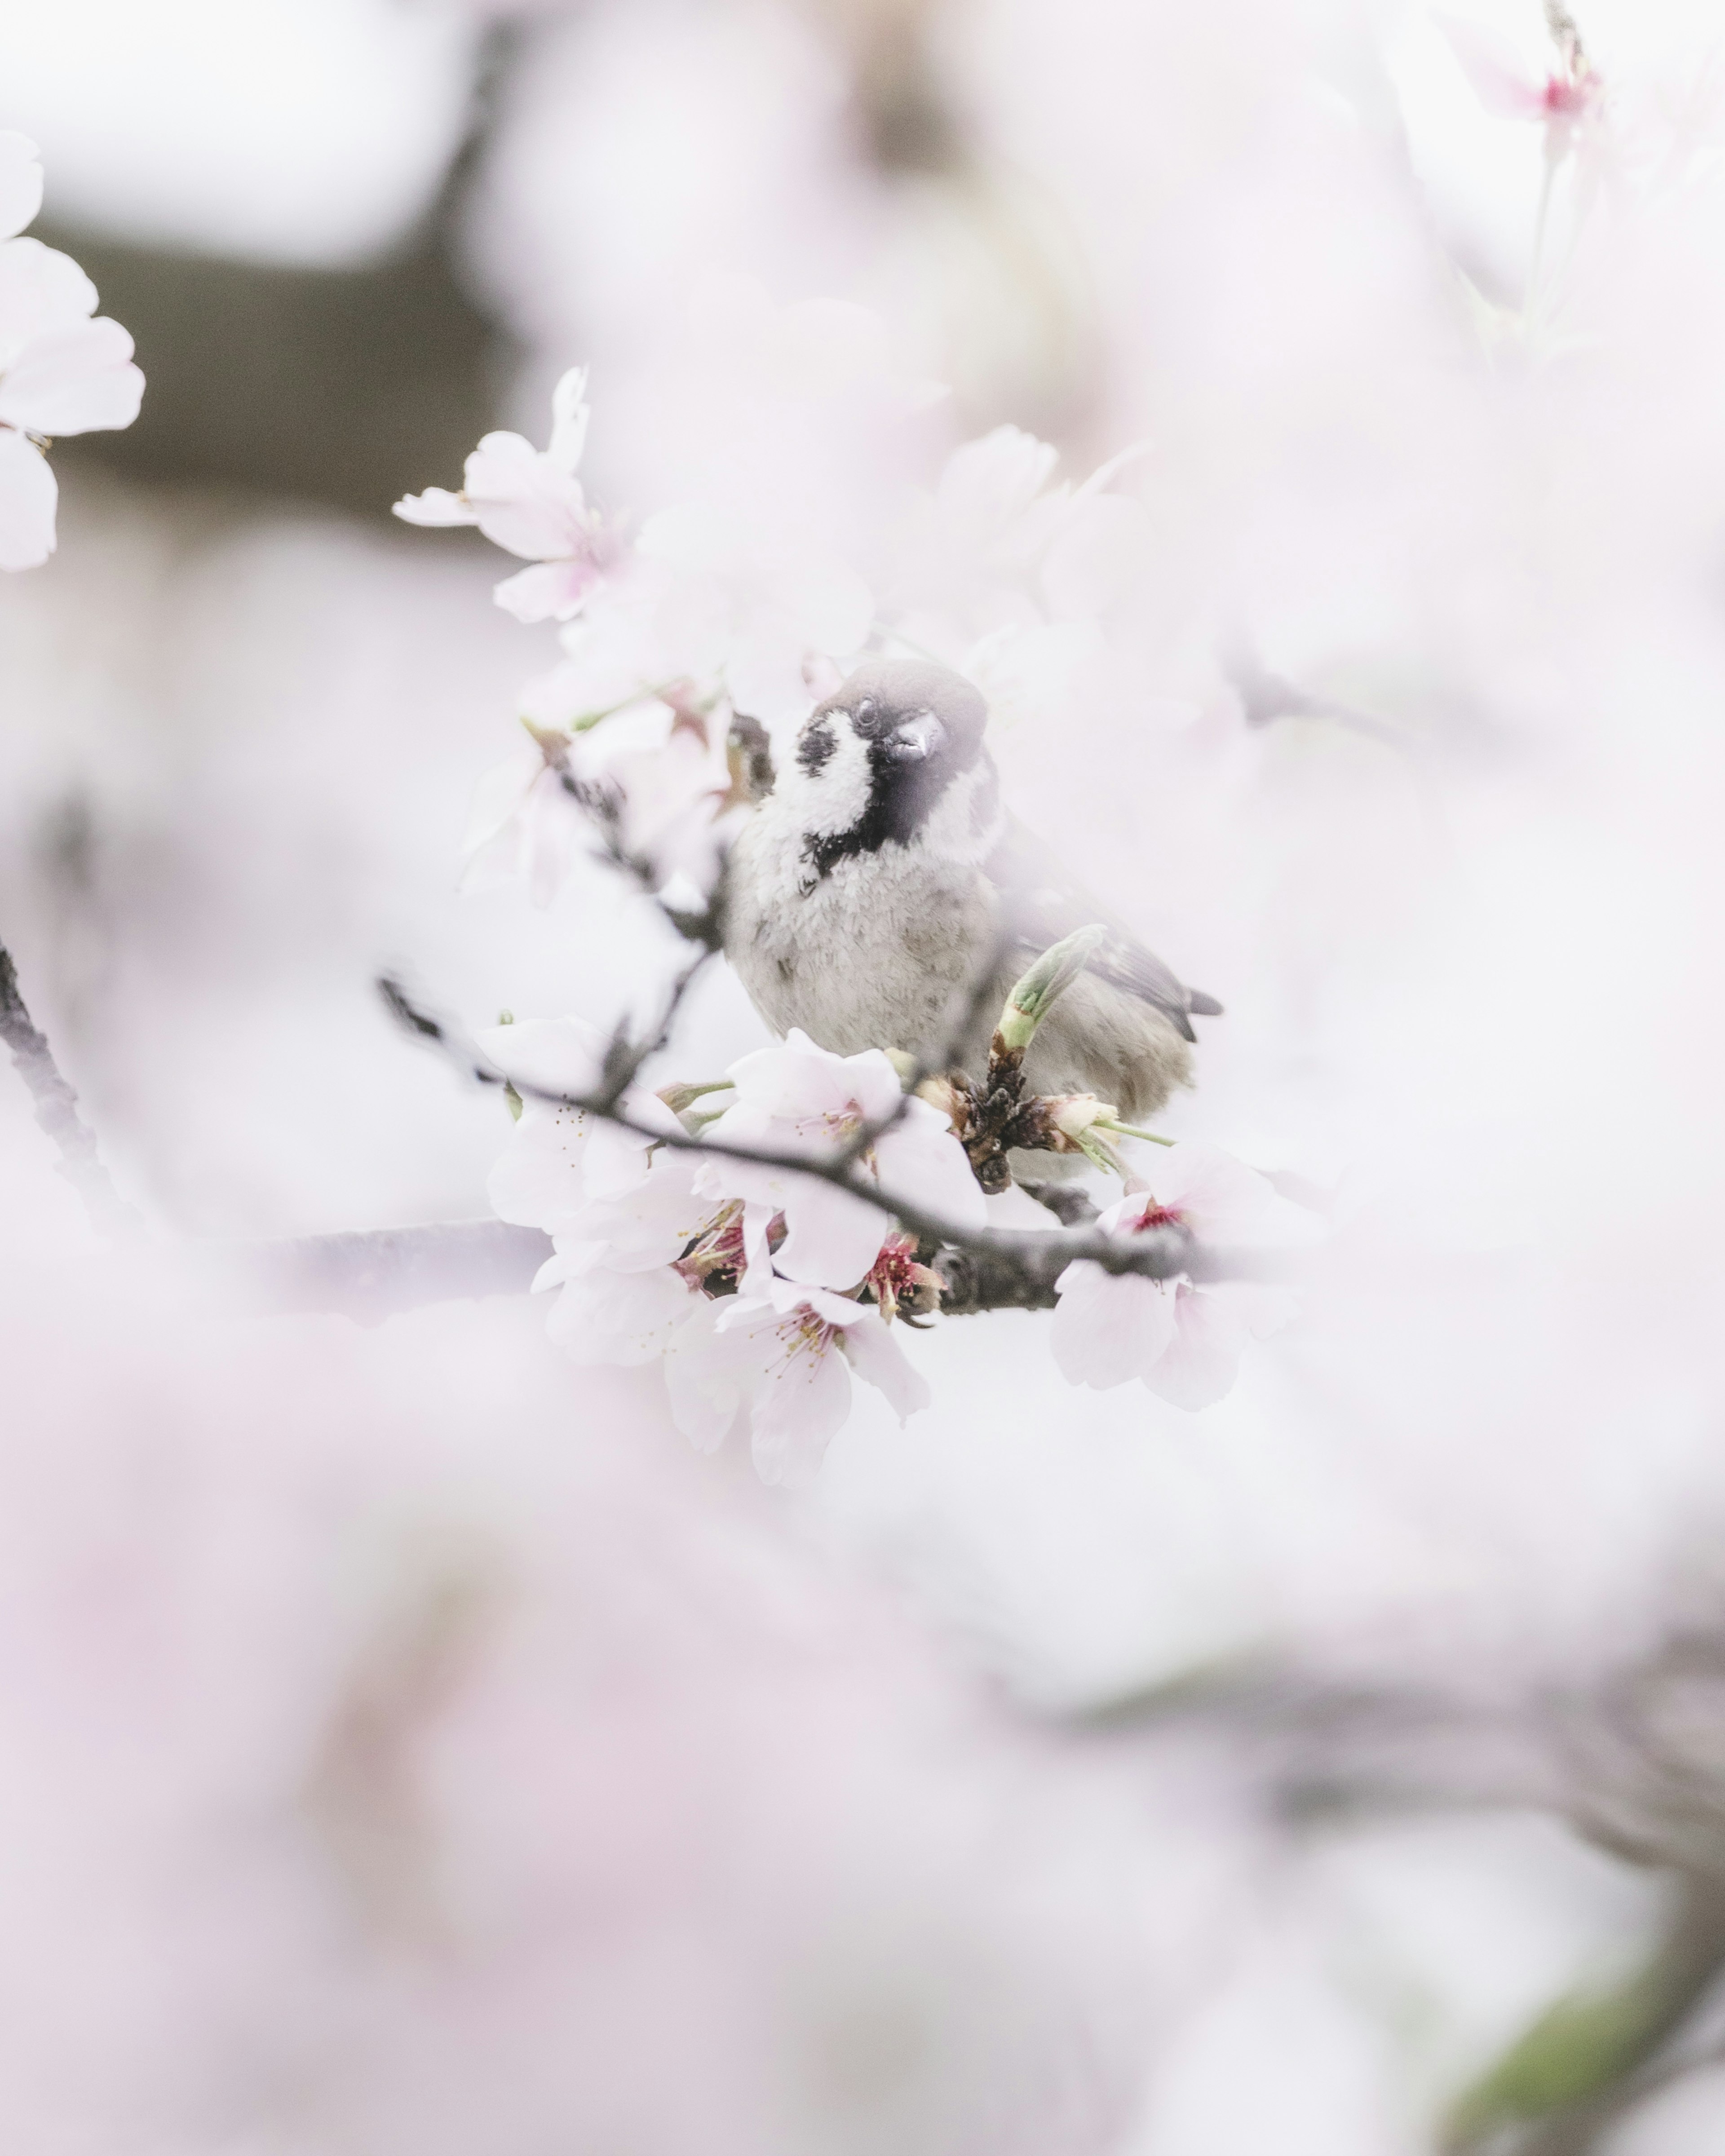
xmin=786 ymin=730 xmax=873 ymax=835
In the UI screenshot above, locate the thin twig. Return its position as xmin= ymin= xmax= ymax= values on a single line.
xmin=0 ymin=941 xmax=142 ymax=1241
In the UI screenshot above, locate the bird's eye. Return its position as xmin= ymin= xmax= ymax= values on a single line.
xmin=851 ymin=697 xmax=880 ymax=736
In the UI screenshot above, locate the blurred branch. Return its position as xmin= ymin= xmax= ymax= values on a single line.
xmin=1076 ymin=1637 xmax=1725 ymax=2156
xmin=1223 ymin=627 xmax=1410 ymax=751
xmin=1450 ymin=1869 xmax=1725 ymax=2154
xmin=235 ymin=1218 xmax=549 ymax=1327
xmin=0 ymin=941 xmax=142 ymax=1243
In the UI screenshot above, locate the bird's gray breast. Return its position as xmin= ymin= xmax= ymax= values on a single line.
xmin=725 ymin=806 xmax=996 ymax=1061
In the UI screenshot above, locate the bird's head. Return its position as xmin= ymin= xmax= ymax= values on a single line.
xmin=786 ymin=658 xmax=992 ymax=877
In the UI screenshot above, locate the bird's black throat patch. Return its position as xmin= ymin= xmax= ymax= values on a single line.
xmin=798 ymin=740 xmax=955 ymax=885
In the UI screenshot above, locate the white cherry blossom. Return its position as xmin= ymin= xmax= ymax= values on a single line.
xmin=665 ymin=1275 xmax=930 ymax=1485
xmin=462 ymin=693 xmax=734 ymax=905
xmin=697 ymin=1029 xmax=986 ymax=1291
xmin=1053 ymin=1144 xmax=1297 ymax=1409
xmin=889 ymin=425 xmax=1154 ymax=657
xmin=394 ymin=366 xmax=618 ymax=623
xmin=480 ymin=1016 xmax=684 ymax=1234
xmin=0 ymin=132 xmax=144 ymax=571
xmin=635 ymin=500 xmax=873 ymax=729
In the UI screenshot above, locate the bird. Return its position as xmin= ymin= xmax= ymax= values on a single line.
xmin=721 ymin=656 xmax=1220 ymax=1125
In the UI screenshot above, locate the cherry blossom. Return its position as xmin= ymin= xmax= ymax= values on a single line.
xmin=394 ymin=366 xmax=619 ymax=623
xmin=633 ymin=500 xmax=873 ymax=728
xmin=889 ymin=424 xmax=1155 ymax=660
xmin=480 ymin=1016 xmax=691 ymax=1233
xmin=665 ymin=1274 xmax=930 ymax=1485
xmin=1052 ymin=1144 xmax=1297 ymax=1409
xmin=1433 ymin=11 xmax=1600 ymax=136
xmin=0 ymin=132 xmax=144 ymax=572
xmin=696 ymin=1029 xmax=986 ymax=1291
xmin=462 ymin=692 xmax=735 ymax=905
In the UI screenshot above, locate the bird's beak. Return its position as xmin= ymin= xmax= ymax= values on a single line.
xmin=884 ymin=712 xmax=945 ymax=763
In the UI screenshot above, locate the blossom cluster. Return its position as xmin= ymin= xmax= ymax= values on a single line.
xmin=482 ymin=1015 xmax=1296 ymax=1478
xmin=482 ymin=1020 xmax=982 ymax=1483
xmin=0 ymin=133 xmax=143 ymax=571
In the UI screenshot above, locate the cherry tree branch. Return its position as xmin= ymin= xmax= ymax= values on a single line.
xmin=375 ymin=975 xmax=1295 ymax=1297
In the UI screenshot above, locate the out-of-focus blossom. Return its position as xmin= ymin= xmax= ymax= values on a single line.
xmin=635 ymin=499 xmax=873 ymax=728
xmin=462 ymin=693 xmax=734 ymax=905
xmin=460 ymin=730 xmax=592 ymax=906
xmin=667 ymin=1273 xmax=930 ymax=1485
xmin=698 ymin=1029 xmax=986 ymax=1291
xmin=394 ymin=366 xmax=619 ymax=623
xmin=1433 ymin=10 xmax=1601 ymax=135
xmin=1053 ymin=1144 xmax=1296 ymax=1409
xmin=889 ymin=426 xmax=1155 ymax=663
xmin=0 ymin=131 xmax=144 ymax=571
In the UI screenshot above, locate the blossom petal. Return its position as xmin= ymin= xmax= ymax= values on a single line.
xmin=1141 ymin=1284 xmax=1250 ymax=1410
xmin=937 ymin=426 xmax=1060 ymax=535
xmin=1125 ymin=1142 xmax=1284 ymax=1244
xmin=475 ymin=1016 xmax=605 ymax=1099
xmin=748 ymin=1332 xmax=854 ymax=1487
xmin=839 ymin=1312 xmax=931 ymax=1424
xmin=464 ymin=431 xmax=593 ymax=560
xmin=0 ymin=315 xmax=142 ymax=435
xmin=0 ymin=237 xmax=97 ymax=346
xmin=0 ymin=133 xmax=43 ymax=243
xmin=0 ymin=427 xmax=57 ymax=570
xmin=547 ymin=1263 xmax=695 ymax=1366
xmin=1051 ymin=1262 xmax=1177 ymax=1390
xmin=1432 ymin=12 xmax=1546 ymax=118
xmin=548 ymin=366 xmax=590 ymax=474
xmin=486 ymin=1098 xmax=596 ymax=1234
xmin=663 ymin=1303 xmax=750 ymax=1453
xmin=769 ymin=1180 xmax=890 ymax=1291
xmin=494 ymin=557 xmax=603 ymax=624
xmin=875 ymin=1104 xmax=987 ymax=1234
xmin=393 ymin=486 xmax=476 ymax=528
xmin=460 ymin=742 xmax=547 ymax=857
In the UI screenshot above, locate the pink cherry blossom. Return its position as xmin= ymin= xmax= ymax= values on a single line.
xmin=394 ymin=366 xmax=619 ymax=623
xmin=1433 ymin=12 xmax=1601 ymax=132
xmin=1052 ymin=1144 xmax=1297 ymax=1409
xmin=462 ymin=692 xmax=734 ymax=906
xmin=666 ymin=1275 xmax=930 ymax=1485
xmin=696 ymin=1029 xmax=986 ymax=1291
xmin=0 ymin=133 xmax=144 ymax=571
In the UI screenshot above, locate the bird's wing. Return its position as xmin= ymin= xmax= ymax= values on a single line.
xmin=982 ymin=816 xmax=1220 ymax=1043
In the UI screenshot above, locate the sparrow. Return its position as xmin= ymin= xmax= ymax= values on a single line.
xmin=721 ymin=658 xmax=1220 ymax=1125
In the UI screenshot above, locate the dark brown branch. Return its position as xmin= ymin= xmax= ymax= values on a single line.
xmin=1016 ymin=1179 xmax=1101 ymax=1228
xmin=0 ymin=942 xmax=142 ymax=1241
xmin=378 ymin=976 xmax=1293 ymax=1295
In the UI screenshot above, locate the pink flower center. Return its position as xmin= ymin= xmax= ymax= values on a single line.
xmin=1543 ymin=73 xmax=1595 ymax=118
xmin=1134 ymin=1203 xmax=1185 ymax=1233
xmin=866 ymin=1233 xmax=920 ymax=1299
xmin=673 ymin=1200 xmax=755 ymax=1292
